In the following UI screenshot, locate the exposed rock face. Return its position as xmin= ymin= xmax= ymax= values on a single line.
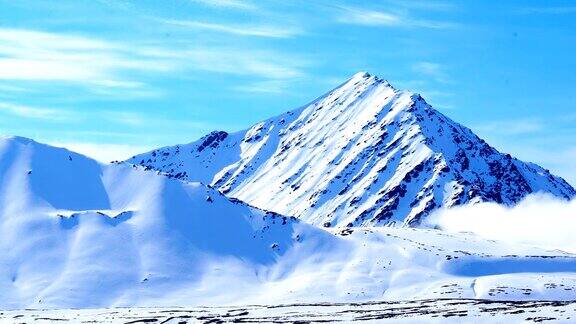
xmin=126 ymin=72 xmax=575 ymax=227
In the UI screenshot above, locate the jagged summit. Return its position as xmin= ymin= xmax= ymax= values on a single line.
xmin=126 ymin=72 xmax=575 ymax=227
xmin=352 ymin=71 xmax=370 ymax=78
xmin=348 ymin=70 xmax=394 ymax=89
xmin=1 ymin=135 xmax=37 ymax=145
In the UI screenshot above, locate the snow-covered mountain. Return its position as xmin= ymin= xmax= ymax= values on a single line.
xmin=126 ymin=72 xmax=576 ymax=227
xmin=3 ymin=135 xmax=576 ymax=310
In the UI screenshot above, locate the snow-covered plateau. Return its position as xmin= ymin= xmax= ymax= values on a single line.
xmin=1 ymin=73 xmax=576 ymax=322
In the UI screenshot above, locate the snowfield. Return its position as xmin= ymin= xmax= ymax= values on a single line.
xmin=3 ymin=299 xmax=576 ymax=323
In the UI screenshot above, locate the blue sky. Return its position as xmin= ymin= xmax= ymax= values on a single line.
xmin=0 ymin=0 xmax=574 ymax=184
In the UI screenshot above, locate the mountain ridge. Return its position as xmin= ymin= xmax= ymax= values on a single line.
xmin=126 ymin=72 xmax=575 ymax=227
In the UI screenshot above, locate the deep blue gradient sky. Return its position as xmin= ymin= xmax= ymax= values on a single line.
xmin=0 ymin=0 xmax=574 ymax=184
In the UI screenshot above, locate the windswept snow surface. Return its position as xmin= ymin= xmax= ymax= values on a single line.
xmin=5 ymin=300 xmax=576 ymax=323
xmin=1 ymin=136 xmax=576 ymax=311
xmin=126 ymin=72 xmax=575 ymax=227
xmin=0 ymin=136 xmax=316 ymax=308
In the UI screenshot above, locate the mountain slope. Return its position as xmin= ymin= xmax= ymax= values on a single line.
xmin=0 ymin=136 xmax=317 ymax=308
xmin=126 ymin=72 xmax=575 ymax=227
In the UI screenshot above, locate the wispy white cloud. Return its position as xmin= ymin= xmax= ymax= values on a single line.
xmin=0 ymin=84 xmax=29 ymax=93
xmin=187 ymin=49 xmax=307 ymax=79
xmin=0 ymin=27 xmax=309 ymax=96
xmin=0 ymin=102 xmax=73 ymax=121
xmin=338 ymin=7 xmax=402 ymax=26
xmin=191 ymin=0 xmax=257 ymax=11
xmin=336 ymin=6 xmax=458 ymax=29
xmin=83 ymin=109 xmax=242 ymax=132
xmin=412 ymin=61 xmax=451 ymax=83
xmin=473 ymin=118 xmax=545 ymax=136
xmin=392 ymin=1 xmax=457 ymax=12
xmin=517 ymin=6 xmax=576 ymax=15
xmin=233 ymin=80 xmax=292 ymax=94
xmin=0 ymin=28 xmax=174 ymax=90
xmin=0 ymin=101 xmax=164 ymax=129
xmin=102 ymin=111 xmax=147 ymax=127
xmin=162 ymin=19 xmax=302 ymax=38
xmin=133 ymin=46 xmax=308 ymax=86
xmin=0 ymin=101 xmax=155 ymax=127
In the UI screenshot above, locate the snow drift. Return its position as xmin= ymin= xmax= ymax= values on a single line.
xmin=0 ymin=136 xmax=327 ymax=308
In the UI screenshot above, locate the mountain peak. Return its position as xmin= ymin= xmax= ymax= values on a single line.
xmin=126 ymin=74 xmax=575 ymax=227
xmin=345 ymin=71 xmax=394 ymax=90
xmin=0 ymin=135 xmax=36 ymax=145
xmin=350 ymin=71 xmax=371 ymax=79
xmin=343 ymin=71 xmax=396 ymax=96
